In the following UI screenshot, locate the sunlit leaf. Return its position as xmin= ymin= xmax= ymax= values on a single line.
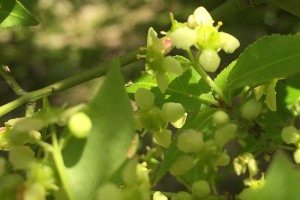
xmin=0 ymin=0 xmax=39 ymax=28
xmin=225 ymin=34 xmax=300 ymax=92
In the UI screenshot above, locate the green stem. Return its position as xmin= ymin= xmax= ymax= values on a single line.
xmin=0 ymin=65 xmax=27 ymax=96
xmin=192 ymin=61 xmax=231 ymax=106
xmin=211 ymin=0 xmax=262 ymax=20
xmin=51 ymin=127 xmax=73 ymax=200
xmin=0 ymin=51 xmax=138 ymax=117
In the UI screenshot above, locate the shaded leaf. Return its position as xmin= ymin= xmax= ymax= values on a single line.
xmin=62 ymin=60 xmax=135 ymax=200
xmin=0 ymin=0 xmax=39 ymax=28
xmin=225 ymin=34 xmax=300 ymax=92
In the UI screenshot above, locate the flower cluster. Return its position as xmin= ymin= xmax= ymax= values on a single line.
xmin=142 ymin=7 xmax=240 ymax=93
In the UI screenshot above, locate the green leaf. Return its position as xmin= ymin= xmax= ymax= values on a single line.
xmin=154 ymin=108 xmax=217 ymax=184
xmin=62 ymin=60 xmax=135 ymax=200
xmin=239 ymin=152 xmax=300 ymax=200
xmin=127 ymin=68 xmax=216 ymax=112
xmin=225 ymin=34 xmax=300 ymax=92
xmin=0 ymin=0 xmax=39 ymax=28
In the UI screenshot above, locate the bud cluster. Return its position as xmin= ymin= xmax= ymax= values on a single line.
xmin=170 ymin=110 xmax=236 ymax=176
xmin=0 ymin=146 xmax=57 ymax=200
xmin=281 ymin=125 xmax=300 ymax=163
xmin=134 ymin=88 xmax=186 ymax=147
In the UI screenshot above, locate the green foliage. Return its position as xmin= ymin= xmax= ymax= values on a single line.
xmin=1 ymin=2 xmax=300 ymax=200
xmin=225 ymin=34 xmax=300 ymax=92
xmin=0 ymin=0 xmax=38 ymax=28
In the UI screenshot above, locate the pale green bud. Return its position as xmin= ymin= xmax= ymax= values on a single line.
xmin=214 ymin=124 xmax=237 ymax=148
xmin=191 ymin=180 xmax=210 ymax=199
xmin=219 ymin=32 xmax=240 ymax=53
xmin=169 ymin=27 xmax=197 ymax=50
xmin=153 ymin=129 xmax=172 ymax=148
xmin=68 ymin=112 xmax=92 ymax=138
xmin=135 ymin=88 xmax=155 ymax=110
xmin=177 ymin=129 xmax=204 ymax=153
xmin=281 ymin=125 xmax=300 ymax=144
xmin=170 ymin=155 xmax=195 ymax=176
xmin=214 ymin=151 xmax=230 ymax=167
xmin=162 ymin=56 xmax=183 ymax=75
xmin=241 ymin=99 xmax=262 ymax=120
xmin=199 ymin=49 xmax=220 ymax=73
xmin=161 ymin=102 xmax=185 ymax=122
xmin=139 ymin=107 xmax=167 ymax=132
xmin=212 ymin=110 xmax=230 ymax=127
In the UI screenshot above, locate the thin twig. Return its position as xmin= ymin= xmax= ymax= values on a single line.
xmin=0 ymin=51 xmax=139 ymax=117
xmin=0 ymin=65 xmax=27 ymax=96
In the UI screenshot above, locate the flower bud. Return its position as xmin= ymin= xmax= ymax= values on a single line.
xmin=191 ymin=180 xmax=210 ymax=199
xmin=153 ymin=129 xmax=172 ymax=148
xmin=170 ymin=155 xmax=195 ymax=176
xmin=212 ymin=110 xmax=230 ymax=127
xmin=139 ymin=107 xmax=167 ymax=132
xmin=161 ymin=102 xmax=185 ymax=123
xmin=177 ymin=129 xmax=204 ymax=153
xmin=214 ymin=151 xmax=230 ymax=167
xmin=135 ymin=88 xmax=155 ymax=110
xmin=241 ymin=99 xmax=262 ymax=120
xmin=68 ymin=112 xmax=92 ymax=138
xmin=169 ymin=27 xmax=197 ymax=50
xmin=199 ymin=49 xmax=220 ymax=73
xmin=281 ymin=125 xmax=300 ymax=144
xmin=214 ymin=124 xmax=237 ymax=148
xmin=219 ymin=32 xmax=240 ymax=53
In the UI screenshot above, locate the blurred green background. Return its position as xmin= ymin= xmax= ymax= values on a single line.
xmin=0 ymin=0 xmax=299 ymax=123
